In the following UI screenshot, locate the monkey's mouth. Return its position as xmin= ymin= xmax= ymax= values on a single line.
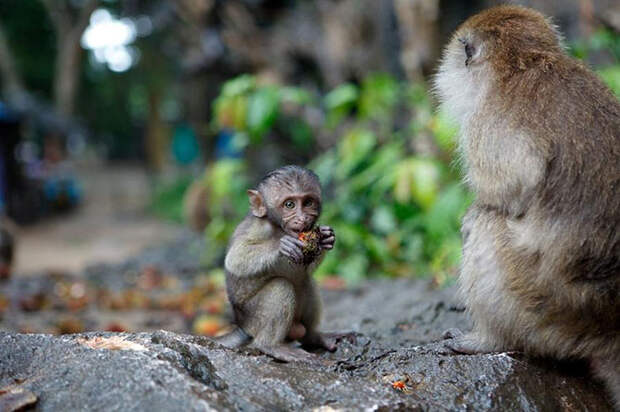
xmin=287 ymin=223 xmax=314 ymax=235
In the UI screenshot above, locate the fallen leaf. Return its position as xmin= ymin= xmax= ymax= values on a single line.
xmin=78 ymin=336 xmax=147 ymax=351
xmin=104 ymin=322 xmax=128 ymax=333
xmin=193 ymin=314 xmax=224 ymax=336
xmin=392 ymin=380 xmax=406 ymax=390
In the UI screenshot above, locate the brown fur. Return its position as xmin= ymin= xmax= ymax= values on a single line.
xmin=435 ymin=5 xmax=619 ymax=407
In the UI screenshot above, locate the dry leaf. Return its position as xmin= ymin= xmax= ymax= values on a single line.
xmin=78 ymin=336 xmax=147 ymax=351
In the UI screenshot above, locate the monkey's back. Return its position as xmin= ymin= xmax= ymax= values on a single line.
xmin=479 ymin=56 xmax=619 ymax=359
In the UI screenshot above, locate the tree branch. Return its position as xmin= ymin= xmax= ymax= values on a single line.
xmin=40 ymin=0 xmax=71 ymax=34
xmin=0 ymin=22 xmax=24 ymax=99
xmin=75 ymin=0 xmax=99 ymax=35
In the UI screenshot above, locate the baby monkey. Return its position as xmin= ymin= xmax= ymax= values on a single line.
xmin=217 ymin=165 xmax=342 ymax=363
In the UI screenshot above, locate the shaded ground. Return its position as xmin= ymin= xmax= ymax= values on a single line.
xmin=0 ymin=234 xmax=614 ymax=411
xmin=1 ymin=233 xmax=216 ymax=335
xmin=0 ymin=284 xmax=613 ymax=411
xmin=13 ymin=163 xmax=182 ymax=275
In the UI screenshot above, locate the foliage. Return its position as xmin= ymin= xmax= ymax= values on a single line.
xmin=212 ymin=75 xmax=314 ymax=149
xmin=571 ymin=27 xmax=620 ymax=98
xmin=148 ymin=175 xmax=193 ymax=223
xmin=166 ymin=34 xmax=620 ymax=284
xmin=202 ymin=73 xmax=471 ymax=284
xmin=0 ymin=0 xmax=55 ymax=97
xmin=571 ymin=27 xmax=620 ymax=62
xmin=598 ymin=65 xmax=620 ymax=97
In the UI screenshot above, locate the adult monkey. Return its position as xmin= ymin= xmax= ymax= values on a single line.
xmin=434 ymin=5 xmax=619 ymax=407
xmin=216 ymin=165 xmax=348 ymax=363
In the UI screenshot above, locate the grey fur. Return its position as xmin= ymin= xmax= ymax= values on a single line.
xmin=217 ymin=166 xmax=338 ymax=363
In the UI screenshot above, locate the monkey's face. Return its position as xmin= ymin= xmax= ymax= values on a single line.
xmin=272 ymin=192 xmax=321 ymax=235
xmin=434 ymin=29 xmax=489 ymax=127
xmin=435 ymin=6 xmax=564 ymax=128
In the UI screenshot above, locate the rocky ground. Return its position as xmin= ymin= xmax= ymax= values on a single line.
xmin=0 ymin=234 xmax=614 ymax=411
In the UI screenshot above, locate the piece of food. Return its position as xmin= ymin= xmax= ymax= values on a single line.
xmin=297 ymin=227 xmax=321 ymax=264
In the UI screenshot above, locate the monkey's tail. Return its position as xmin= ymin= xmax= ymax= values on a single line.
xmin=213 ymin=326 xmax=252 ymax=349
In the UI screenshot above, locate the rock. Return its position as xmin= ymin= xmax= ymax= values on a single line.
xmin=0 ymin=385 xmax=37 ymax=411
xmin=0 ymin=279 xmax=614 ymax=411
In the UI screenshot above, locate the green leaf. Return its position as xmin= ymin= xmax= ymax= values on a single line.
xmin=337 ymin=128 xmax=376 ymax=178
xmin=431 ymin=111 xmax=460 ymax=152
xmin=370 ymin=205 xmax=397 ymax=234
xmin=325 ymin=83 xmax=359 ymax=110
xmin=221 ymin=74 xmax=256 ymax=97
xmin=359 ymin=73 xmax=399 ymax=121
xmin=247 ymin=87 xmax=280 ymax=141
xmin=308 ymin=150 xmax=338 ymax=187
xmin=289 ymin=118 xmax=314 ymax=149
xmin=598 ymin=65 xmax=620 ymax=98
xmin=280 ymin=86 xmax=312 ymax=105
xmin=325 ymin=83 xmax=359 ymax=126
xmin=394 ymin=158 xmax=442 ymax=209
xmin=423 ymin=183 xmax=472 ymax=240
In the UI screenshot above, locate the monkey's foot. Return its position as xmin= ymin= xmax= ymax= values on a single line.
xmin=213 ymin=327 xmax=252 ymax=349
xmin=287 ymin=323 xmax=307 ymax=341
xmin=255 ymin=344 xmax=324 ymax=365
xmin=442 ymin=329 xmax=494 ymax=355
xmin=302 ymin=331 xmax=357 ymax=352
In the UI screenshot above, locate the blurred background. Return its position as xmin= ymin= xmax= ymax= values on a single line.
xmin=0 ymin=0 xmax=618 ymax=335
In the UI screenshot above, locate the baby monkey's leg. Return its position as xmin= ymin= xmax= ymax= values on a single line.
xmin=299 ymin=282 xmax=355 ymax=351
xmin=244 ymin=278 xmax=319 ymax=363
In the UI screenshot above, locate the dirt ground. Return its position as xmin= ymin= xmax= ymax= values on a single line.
xmin=13 ymin=163 xmax=184 ymax=276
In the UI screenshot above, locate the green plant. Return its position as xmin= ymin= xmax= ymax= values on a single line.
xmin=200 ymin=73 xmax=471 ymax=284
xmin=149 ymin=175 xmax=194 ymax=223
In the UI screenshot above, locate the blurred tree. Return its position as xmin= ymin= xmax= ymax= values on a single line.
xmin=395 ymin=0 xmax=440 ymax=80
xmin=40 ymin=0 xmax=99 ymax=116
xmin=0 ymin=26 xmax=24 ymax=100
xmin=0 ymin=0 xmax=93 ymax=143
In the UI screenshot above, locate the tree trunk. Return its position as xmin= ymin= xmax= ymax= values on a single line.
xmin=0 ymin=23 xmax=24 ymax=101
xmin=394 ymin=0 xmax=440 ymax=81
xmin=54 ymin=30 xmax=83 ymax=116
xmin=42 ymin=0 xmax=99 ymax=117
xmin=145 ymin=91 xmax=169 ymax=172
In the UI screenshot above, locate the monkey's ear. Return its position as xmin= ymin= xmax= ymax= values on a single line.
xmin=247 ymin=190 xmax=267 ymax=218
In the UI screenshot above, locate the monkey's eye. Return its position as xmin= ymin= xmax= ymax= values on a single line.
xmin=303 ymin=199 xmax=314 ymax=207
xmin=458 ymin=38 xmax=475 ymax=64
xmin=284 ymin=200 xmax=295 ymax=209
xmin=464 ymin=43 xmax=474 ymax=60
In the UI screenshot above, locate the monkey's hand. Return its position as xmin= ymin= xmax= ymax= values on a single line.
xmin=319 ymin=226 xmax=335 ymax=250
xmin=279 ymin=235 xmax=305 ymax=264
